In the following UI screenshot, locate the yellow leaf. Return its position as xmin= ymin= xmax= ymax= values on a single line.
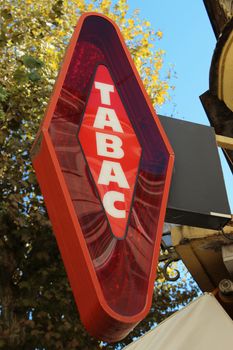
xmin=156 ymin=30 xmax=163 ymax=39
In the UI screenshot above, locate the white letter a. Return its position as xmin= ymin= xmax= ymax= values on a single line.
xmin=93 ymin=107 xmax=123 ymax=133
xmin=98 ymin=160 xmax=129 ymax=189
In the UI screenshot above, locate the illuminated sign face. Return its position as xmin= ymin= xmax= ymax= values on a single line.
xmin=79 ymin=65 xmax=141 ymax=239
xmin=31 ymin=13 xmax=174 ymax=342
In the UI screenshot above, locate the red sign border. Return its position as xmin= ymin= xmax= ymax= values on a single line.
xmin=32 ymin=13 xmax=174 ymax=341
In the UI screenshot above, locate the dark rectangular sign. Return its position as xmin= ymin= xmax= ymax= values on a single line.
xmin=159 ymin=115 xmax=231 ymax=229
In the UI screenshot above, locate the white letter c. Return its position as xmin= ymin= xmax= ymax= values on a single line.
xmin=103 ymin=191 xmax=126 ymax=218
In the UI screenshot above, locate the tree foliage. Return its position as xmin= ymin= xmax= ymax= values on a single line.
xmin=0 ymin=0 xmax=198 ymax=348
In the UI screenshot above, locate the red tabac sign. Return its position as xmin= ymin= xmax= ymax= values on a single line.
xmin=31 ymin=13 xmax=174 ymax=342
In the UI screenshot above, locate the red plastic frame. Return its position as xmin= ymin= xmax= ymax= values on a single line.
xmin=32 ymin=13 xmax=174 ymax=342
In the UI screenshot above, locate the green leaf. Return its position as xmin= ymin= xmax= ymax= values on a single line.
xmin=0 ymin=85 xmax=8 ymax=102
xmin=28 ymin=71 xmax=41 ymax=82
xmin=13 ymin=68 xmax=28 ymax=82
xmin=1 ymin=8 xmax=12 ymax=20
xmin=22 ymin=55 xmax=44 ymax=69
xmin=0 ymin=130 xmax=7 ymax=145
xmin=0 ymin=32 xmax=7 ymax=47
xmin=52 ymin=0 xmax=64 ymax=17
xmin=0 ymin=108 xmax=5 ymax=122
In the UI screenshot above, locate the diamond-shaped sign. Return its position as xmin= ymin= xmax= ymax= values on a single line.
xmin=78 ymin=65 xmax=141 ymax=239
xmin=31 ymin=13 xmax=174 ymax=342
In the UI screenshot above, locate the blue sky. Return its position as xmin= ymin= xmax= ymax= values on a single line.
xmin=128 ymin=0 xmax=233 ymax=212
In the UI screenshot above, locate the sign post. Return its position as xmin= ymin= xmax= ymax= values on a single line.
xmin=31 ymin=13 xmax=174 ymax=342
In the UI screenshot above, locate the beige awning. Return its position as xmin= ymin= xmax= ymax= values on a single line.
xmin=123 ymin=294 xmax=233 ymax=350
